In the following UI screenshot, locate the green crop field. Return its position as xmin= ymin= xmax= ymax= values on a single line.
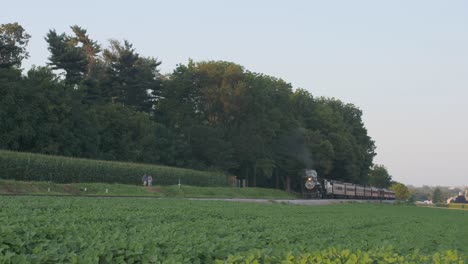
xmin=0 ymin=197 xmax=466 ymax=263
xmin=0 ymin=150 xmax=227 ymax=186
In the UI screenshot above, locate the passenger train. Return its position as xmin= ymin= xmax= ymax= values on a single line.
xmin=301 ymin=169 xmax=395 ymax=200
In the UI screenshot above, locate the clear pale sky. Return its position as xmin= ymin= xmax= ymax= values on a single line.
xmin=3 ymin=0 xmax=468 ymax=186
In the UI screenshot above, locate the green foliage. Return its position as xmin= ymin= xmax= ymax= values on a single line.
xmin=0 ymin=197 xmax=466 ymax=263
xmin=45 ymin=25 xmax=101 ymax=86
xmin=0 ymin=22 xmax=30 ymax=68
xmin=390 ymin=183 xmax=411 ymax=201
xmin=0 ymin=150 xmax=227 ymax=186
xmin=368 ymin=164 xmax=392 ymax=188
xmin=1 ymin=23 xmax=380 ymax=191
xmin=91 ymin=103 xmax=164 ymax=162
xmin=433 ymin=187 xmax=444 ymax=203
xmin=217 ymin=248 xmax=465 ymax=263
xmin=69 ymin=25 xmax=101 ymax=75
xmin=102 ymin=39 xmax=161 ymax=112
xmin=0 ymin=65 xmax=173 ymax=164
xmin=409 ymin=185 xmax=462 ymax=202
xmin=45 ymin=29 xmax=88 ymax=84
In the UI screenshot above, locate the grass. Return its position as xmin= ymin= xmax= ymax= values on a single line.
xmin=449 ymin=203 xmax=468 ymax=210
xmin=417 ymin=203 xmax=468 ymax=211
xmin=0 ymin=197 xmax=466 ymax=263
xmin=0 ymin=179 xmax=297 ymax=199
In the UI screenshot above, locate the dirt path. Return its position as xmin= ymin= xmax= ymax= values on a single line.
xmin=188 ymin=198 xmax=395 ymax=205
xmin=0 ymin=193 xmax=395 ymax=205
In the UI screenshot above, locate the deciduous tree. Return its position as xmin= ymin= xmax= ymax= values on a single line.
xmin=368 ymin=164 xmax=392 ymax=188
xmin=0 ymin=22 xmax=30 ymax=68
xmin=432 ymin=187 xmax=443 ymax=203
xmin=390 ymin=183 xmax=410 ymax=201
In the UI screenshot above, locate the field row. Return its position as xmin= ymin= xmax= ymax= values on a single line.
xmin=0 ymin=197 xmax=466 ymax=263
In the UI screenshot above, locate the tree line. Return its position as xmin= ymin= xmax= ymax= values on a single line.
xmin=0 ymin=22 xmax=386 ymax=191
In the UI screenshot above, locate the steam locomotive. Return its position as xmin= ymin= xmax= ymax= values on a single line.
xmin=301 ymin=169 xmax=395 ymax=200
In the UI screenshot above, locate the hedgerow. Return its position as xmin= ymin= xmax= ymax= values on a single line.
xmin=0 ymin=150 xmax=227 ymax=186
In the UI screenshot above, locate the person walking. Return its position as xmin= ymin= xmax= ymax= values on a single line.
xmin=148 ymin=175 xmax=153 ymax=187
xmin=142 ymin=174 xmax=148 ymax=186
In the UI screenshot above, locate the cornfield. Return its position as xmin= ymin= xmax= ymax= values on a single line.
xmin=0 ymin=150 xmax=227 ymax=186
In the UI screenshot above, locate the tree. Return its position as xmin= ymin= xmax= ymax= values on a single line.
xmin=368 ymin=164 xmax=392 ymax=188
xmin=273 ymin=129 xmax=309 ymax=191
xmin=0 ymin=22 xmax=31 ymax=68
xmin=190 ymin=125 xmax=237 ymax=170
xmin=390 ymin=183 xmax=410 ymax=201
xmin=1 ymin=22 xmax=380 ymax=191
xmin=292 ymin=96 xmax=375 ymax=185
xmin=69 ymin=25 xmax=100 ymax=75
xmin=92 ymin=103 xmax=164 ymax=162
xmin=45 ymin=25 xmax=102 ymax=86
xmin=318 ymin=99 xmax=375 ymax=184
xmin=0 ymin=66 xmax=28 ymax=150
xmin=101 ymin=40 xmax=161 ymax=112
xmin=46 ymin=29 xmax=87 ymax=85
xmin=432 ymin=187 xmax=443 ymax=203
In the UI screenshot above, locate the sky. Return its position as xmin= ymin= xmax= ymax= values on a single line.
xmin=3 ymin=0 xmax=468 ymax=186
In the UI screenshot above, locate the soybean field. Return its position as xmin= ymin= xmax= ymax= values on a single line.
xmin=0 ymin=197 xmax=467 ymax=263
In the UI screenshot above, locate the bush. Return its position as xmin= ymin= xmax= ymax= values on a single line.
xmin=434 ymin=203 xmax=449 ymax=208
xmin=0 ymin=150 xmax=227 ymax=186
